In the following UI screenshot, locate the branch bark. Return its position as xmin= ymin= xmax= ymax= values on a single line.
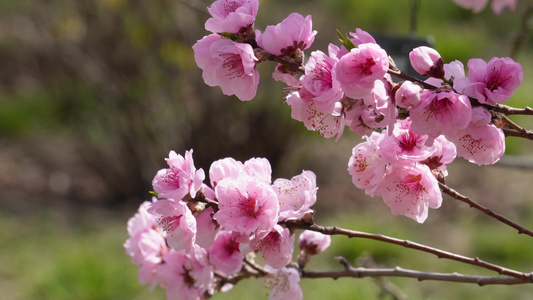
xmin=439 ymin=182 xmax=533 ymax=237
xmin=283 ymin=220 xmax=533 ymax=282
xmin=301 ymin=257 xmax=530 ymax=286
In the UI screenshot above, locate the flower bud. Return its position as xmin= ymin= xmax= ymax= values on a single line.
xmin=298 ymin=230 xmax=331 ymax=255
xmin=409 ymin=46 xmax=445 ymax=79
xmin=395 ymin=81 xmax=422 ymax=108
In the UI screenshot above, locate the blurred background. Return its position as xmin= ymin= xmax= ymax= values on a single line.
xmin=2 ymin=0 xmax=533 ymax=299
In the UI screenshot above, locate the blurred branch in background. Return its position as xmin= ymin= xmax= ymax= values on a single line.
xmin=0 ymin=0 xmax=301 ymax=210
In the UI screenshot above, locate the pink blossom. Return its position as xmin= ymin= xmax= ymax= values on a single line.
xmin=256 ymin=13 xmax=316 ymax=56
xmin=204 ymin=0 xmax=259 ymax=33
xmin=349 ymin=28 xmax=377 ymax=46
xmin=395 ymin=81 xmax=422 ymax=108
xmin=453 ymin=0 xmax=489 ymax=13
xmin=250 ymin=225 xmax=294 ymax=269
xmin=126 ymin=200 xmax=158 ymax=239
xmin=454 ymin=57 xmax=523 ymax=105
xmin=208 ymin=230 xmax=244 ymax=274
xmin=126 ymin=229 xmax=167 ymax=267
xmin=446 ymin=122 xmax=505 ymax=165
xmin=377 ymin=163 xmax=442 ymax=223
xmin=418 ymin=135 xmax=457 ymax=179
xmin=213 ymin=177 xmax=279 ymax=238
xmin=470 ymin=106 xmax=492 ymax=126
xmin=347 ymin=132 xmax=387 ymax=196
xmin=378 ymin=118 xmax=436 ymax=163
xmin=125 ymin=200 xmax=169 ymax=289
xmin=491 ymin=0 xmax=517 ymax=14
xmin=344 ymin=99 xmax=374 ymax=136
xmin=360 ymin=76 xmax=397 ymax=130
xmin=425 ymin=60 xmax=466 ymax=88
xmin=409 ymin=90 xmax=472 ymax=142
xmin=298 ymin=230 xmax=331 ymax=255
xmin=157 ymin=247 xmax=214 ymax=300
xmin=138 ymin=261 xmax=164 ymax=290
xmin=273 ymin=170 xmax=317 ymax=221
xmin=264 ymin=266 xmax=303 ymax=300
xmin=195 ymin=206 xmax=219 ymax=248
xmin=272 ymin=63 xmax=302 ymax=86
xmin=124 ymin=201 xmax=164 ymax=265
xmin=209 ymin=157 xmax=244 ymax=187
xmin=300 ymin=49 xmax=343 ymax=112
xmin=409 ymin=46 xmax=445 ymax=79
xmin=242 ymin=157 xmax=272 ymax=183
xmin=335 ymin=43 xmax=389 ymax=98
xmin=193 ymin=34 xmax=259 ymax=101
xmin=148 ymin=199 xmax=197 ymax=253
xmin=286 ymin=90 xmax=345 ymax=139
xmin=152 ymin=150 xmax=205 ymax=201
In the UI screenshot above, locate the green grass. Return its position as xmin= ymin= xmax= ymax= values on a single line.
xmin=3 ymin=205 xmax=533 ymax=300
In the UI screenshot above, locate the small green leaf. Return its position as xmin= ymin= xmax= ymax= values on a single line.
xmin=218 ymin=32 xmax=239 ymax=41
xmin=336 ymin=29 xmax=356 ymax=51
xmin=149 ymin=191 xmax=158 ymax=196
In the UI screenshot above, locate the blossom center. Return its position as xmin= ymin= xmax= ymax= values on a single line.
xmin=357 ymin=58 xmax=376 ymax=76
xmin=281 ymin=41 xmax=306 ymax=56
xmin=157 ymin=216 xmax=182 ymax=234
xmin=353 ymin=153 xmax=368 ymax=173
xmin=426 ymin=96 xmax=452 ymax=121
xmin=239 ymin=196 xmax=259 ymax=218
xmin=312 ymin=59 xmax=333 ymax=89
xmin=485 ymin=66 xmax=511 ymax=91
xmin=398 ymin=130 xmax=420 ymax=152
xmin=459 ymin=134 xmax=483 ymax=155
xmin=399 ymin=174 xmax=424 ymax=196
xmin=162 ymin=169 xmax=181 ymax=188
xmin=223 ymin=0 xmax=244 ymax=15
xmin=220 ymin=53 xmax=246 ymax=79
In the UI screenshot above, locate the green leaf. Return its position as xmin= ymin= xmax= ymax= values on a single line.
xmin=336 ymin=29 xmax=356 ymax=51
xmin=218 ymin=32 xmax=239 ymax=41
xmin=148 ymin=191 xmax=158 ymax=196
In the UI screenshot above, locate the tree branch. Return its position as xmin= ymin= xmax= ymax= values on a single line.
xmin=439 ymin=182 xmax=533 ymax=237
xmin=491 ymin=104 xmax=533 ymax=116
xmin=282 ymin=220 xmax=533 ymax=281
xmin=300 ymin=257 xmax=530 ymax=286
xmin=502 ymin=128 xmax=533 ymax=140
xmin=387 ymin=67 xmax=437 ymax=90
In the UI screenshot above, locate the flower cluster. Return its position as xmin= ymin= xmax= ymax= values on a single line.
xmin=347 ymin=119 xmax=454 ymax=223
xmin=190 ymin=0 xmax=523 ymax=224
xmin=125 ymin=149 xmax=324 ymax=299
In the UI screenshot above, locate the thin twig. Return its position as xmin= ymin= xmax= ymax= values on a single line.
xmin=491 ymin=104 xmax=533 ymax=116
xmin=282 ymin=220 xmax=533 ymax=281
xmin=301 ymin=257 xmax=530 ymax=286
xmin=510 ymin=3 xmax=533 ymax=59
xmin=358 ymin=255 xmax=409 ymax=300
xmin=387 ymin=68 xmax=437 ymax=90
xmin=439 ymin=182 xmax=533 ymax=237
xmin=502 ymin=128 xmax=533 ymax=140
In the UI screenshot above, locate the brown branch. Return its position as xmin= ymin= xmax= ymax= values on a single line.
xmin=510 ymin=3 xmax=533 ymax=58
xmin=439 ymin=182 xmax=533 ymax=237
xmin=502 ymin=128 xmax=533 ymax=140
xmin=282 ymin=220 xmax=533 ymax=281
xmin=387 ymin=67 xmax=437 ymax=90
xmin=300 ymin=257 xmax=530 ymax=286
xmin=358 ymin=255 xmax=408 ymax=300
xmin=491 ymin=104 xmax=533 ymax=116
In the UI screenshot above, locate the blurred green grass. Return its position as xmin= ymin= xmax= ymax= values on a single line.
xmin=3 ymin=206 xmax=533 ymax=300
